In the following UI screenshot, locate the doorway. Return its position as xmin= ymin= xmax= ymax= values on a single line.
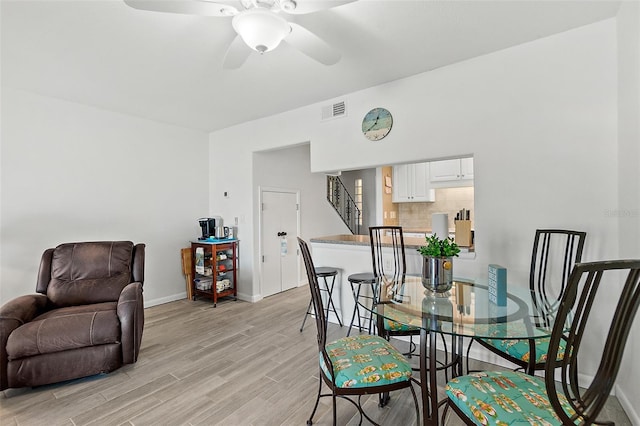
xmin=260 ymin=188 xmax=300 ymax=298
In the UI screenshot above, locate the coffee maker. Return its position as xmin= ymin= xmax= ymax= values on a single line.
xmin=198 ymin=216 xmax=223 ymax=240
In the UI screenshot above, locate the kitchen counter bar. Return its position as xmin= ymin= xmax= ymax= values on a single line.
xmin=310 ymin=234 xmax=474 ymax=256
xmin=308 ymin=234 xmax=475 ymax=328
xmin=310 ymin=234 xmax=426 ymax=249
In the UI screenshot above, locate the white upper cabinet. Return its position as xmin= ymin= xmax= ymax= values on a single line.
xmin=460 ymin=157 xmax=474 ymax=180
xmin=429 ymin=157 xmax=474 ymax=188
xmin=392 ymin=163 xmax=436 ymax=202
xmin=429 ymin=159 xmax=460 ymax=182
xmin=393 ymin=164 xmax=411 ymax=201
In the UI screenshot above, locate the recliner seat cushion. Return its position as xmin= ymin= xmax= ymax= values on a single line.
xmin=6 ymin=303 xmax=120 ymax=360
xmin=47 ymin=241 xmax=133 ymax=307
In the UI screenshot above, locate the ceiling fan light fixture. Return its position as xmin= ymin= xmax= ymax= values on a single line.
xmin=280 ymin=0 xmax=297 ymax=12
xmin=219 ymin=6 xmax=237 ymax=16
xmin=232 ymin=8 xmax=291 ymax=54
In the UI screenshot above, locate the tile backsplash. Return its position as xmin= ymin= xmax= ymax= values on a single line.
xmin=398 ymin=187 xmax=474 ymax=230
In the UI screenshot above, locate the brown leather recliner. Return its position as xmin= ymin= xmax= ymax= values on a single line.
xmin=0 ymin=241 xmax=145 ymax=390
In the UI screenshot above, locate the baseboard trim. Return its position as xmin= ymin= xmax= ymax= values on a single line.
xmin=237 ymin=292 xmax=261 ymax=303
xmin=145 ymin=291 xmax=262 ymax=307
xmin=616 ymin=384 xmax=639 ymax=425
xmin=144 ymin=292 xmax=186 ymax=308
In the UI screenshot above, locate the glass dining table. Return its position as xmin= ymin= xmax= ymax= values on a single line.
xmin=362 ymin=275 xmax=559 ymax=426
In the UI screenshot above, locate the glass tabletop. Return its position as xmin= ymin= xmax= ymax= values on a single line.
xmin=370 ymin=275 xmax=558 ymax=339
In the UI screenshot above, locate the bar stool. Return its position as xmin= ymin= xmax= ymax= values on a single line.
xmin=346 ymin=272 xmax=377 ymax=336
xmin=300 ymin=266 xmax=342 ymax=331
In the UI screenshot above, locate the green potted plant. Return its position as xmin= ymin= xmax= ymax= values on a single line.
xmin=418 ymin=234 xmax=460 ymax=292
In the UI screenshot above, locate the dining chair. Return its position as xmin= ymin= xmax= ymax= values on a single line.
xmin=446 ymin=259 xmax=640 ymax=425
xmin=467 ymin=229 xmax=586 ymax=375
xmin=297 ymin=237 xmax=419 ymax=426
xmin=369 ymin=226 xmax=420 ymax=354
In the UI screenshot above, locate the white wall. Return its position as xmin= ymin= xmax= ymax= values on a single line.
xmin=250 ymin=143 xmax=348 ymax=299
xmin=209 ymin=17 xmax=640 ymax=413
xmin=1 ymin=89 xmax=209 ymax=306
xmin=211 ymin=18 xmax=618 ymax=293
xmin=311 ymin=18 xmax=619 ymax=279
xmin=208 ymin=106 xmax=323 ymax=301
xmin=616 ymin=1 xmax=640 ymax=422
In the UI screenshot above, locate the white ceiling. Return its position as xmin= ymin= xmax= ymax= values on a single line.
xmin=1 ymin=0 xmax=621 ymax=132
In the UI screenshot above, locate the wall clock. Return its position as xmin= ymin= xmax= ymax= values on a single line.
xmin=362 ymin=107 xmax=393 ymax=141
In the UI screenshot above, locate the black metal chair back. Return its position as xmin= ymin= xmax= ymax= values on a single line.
xmin=468 ymin=229 xmax=586 ymax=375
xmin=369 ymin=226 xmax=406 ymax=287
xmin=530 ymin=229 xmax=586 ymax=327
xmin=369 ymin=226 xmax=422 ymax=357
xmin=298 ymin=237 xmax=328 ymax=354
xmin=545 ymin=259 xmax=640 ymax=424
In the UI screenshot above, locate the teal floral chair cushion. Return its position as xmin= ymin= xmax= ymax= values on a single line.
xmin=478 ymin=323 xmax=566 ymax=365
xmin=383 ymin=318 xmax=420 ymax=332
xmin=446 ymin=371 xmax=577 ymax=425
xmin=382 ymin=308 xmax=420 ymax=332
xmin=320 ymin=334 xmax=413 ymax=389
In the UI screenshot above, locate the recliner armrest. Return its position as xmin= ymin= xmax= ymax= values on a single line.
xmin=0 ymin=294 xmax=48 ymax=390
xmin=117 ymin=282 xmax=144 ymax=364
xmin=132 ymin=244 xmax=145 ymax=285
xmin=36 ymin=248 xmax=54 ymax=294
xmin=0 ymin=294 xmax=48 ymax=325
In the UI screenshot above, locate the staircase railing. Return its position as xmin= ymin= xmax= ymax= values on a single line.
xmin=327 ymin=175 xmax=361 ymax=235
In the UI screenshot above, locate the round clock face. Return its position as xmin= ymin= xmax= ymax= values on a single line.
xmin=362 ymin=107 xmax=393 ymax=141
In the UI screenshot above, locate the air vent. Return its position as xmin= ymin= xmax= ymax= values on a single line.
xmin=321 ymin=101 xmax=346 ymax=121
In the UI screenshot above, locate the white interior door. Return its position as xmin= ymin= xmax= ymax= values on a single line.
xmin=261 ymin=192 xmax=283 ymax=298
xmin=261 ymin=190 xmax=299 ymax=297
xmin=279 ymin=192 xmax=299 ymax=292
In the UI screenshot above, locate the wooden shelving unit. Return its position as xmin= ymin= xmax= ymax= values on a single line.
xmin=191 ymin=240 xmax=238 ymax=307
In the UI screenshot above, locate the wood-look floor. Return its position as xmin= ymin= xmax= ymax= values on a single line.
xmin=0 ymin=286 xmax=631 ymax=426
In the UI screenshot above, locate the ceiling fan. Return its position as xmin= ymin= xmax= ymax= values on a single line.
xmin=124 ymin=0 xmax=355 ymax=69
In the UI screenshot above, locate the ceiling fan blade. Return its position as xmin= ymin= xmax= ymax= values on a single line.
xmin=283 ymin=0 xmax=356 ymax=15
xmin=124 ymin=0 xmax=239 ymax=17
xmin=286 ymin=22 xmax=340 ymax=65
xmin=223 ymin=35 xmax=252 ymax=69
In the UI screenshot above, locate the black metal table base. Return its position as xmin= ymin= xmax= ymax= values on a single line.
xmin=419 ymin=324 xmax=464 ymax=425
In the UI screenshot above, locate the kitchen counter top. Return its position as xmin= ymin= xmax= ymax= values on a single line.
xmin=310 ymin=234 xmax=425 ymax=249
xmin=402 ymin=228 xmax=434 ymax=234
xmin=310 ymin=234 xmax=475 ymax=257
